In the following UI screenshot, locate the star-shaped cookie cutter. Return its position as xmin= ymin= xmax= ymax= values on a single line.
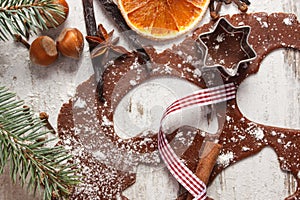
xmin=197 ymin=17 xmax=257 ymax=77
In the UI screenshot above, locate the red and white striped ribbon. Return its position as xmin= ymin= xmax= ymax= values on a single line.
xmin=158 ymin=82 xmax=236 ymax=200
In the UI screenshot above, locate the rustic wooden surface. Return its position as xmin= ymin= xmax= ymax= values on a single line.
xmin=0 ymin=0 xmax=299 ymax=199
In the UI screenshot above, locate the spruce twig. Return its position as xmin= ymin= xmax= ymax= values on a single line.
xmin=0 ymin=0 xmax=65 ymax=41
xmin=0 ymin=86 xmax=79 ymax=200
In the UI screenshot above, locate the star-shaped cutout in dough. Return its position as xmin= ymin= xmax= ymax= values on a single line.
xmin=197 ymin=18 xmax=256 ymax=77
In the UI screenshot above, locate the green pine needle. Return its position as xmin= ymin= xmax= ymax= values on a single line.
xmin=0 ymin=86 xmax=80 ymax=200
xmin=0 ymin=0 xmax=66 ymax=41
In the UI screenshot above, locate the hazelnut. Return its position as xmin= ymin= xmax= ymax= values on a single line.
xmin=56 ymin=28 xmax=84 ymax=59
xmin=46 ymin=0 xmax=69 ymax=28
xmin=29 ymin=36 xmax=58 ymax=66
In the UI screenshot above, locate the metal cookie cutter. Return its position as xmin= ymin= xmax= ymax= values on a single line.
xmin=197 ymin=17 xmax=257 ymax=77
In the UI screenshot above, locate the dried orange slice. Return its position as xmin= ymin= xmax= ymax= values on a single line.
xmin=117 ymin=0 xmax=210 ymax=40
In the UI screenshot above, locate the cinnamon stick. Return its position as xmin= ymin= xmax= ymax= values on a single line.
xmin=186 ymin=141 xmax=222 ymax=200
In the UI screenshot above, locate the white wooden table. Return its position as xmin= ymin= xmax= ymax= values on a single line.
xmin=0 ymin=0 xmax=299 ymax=199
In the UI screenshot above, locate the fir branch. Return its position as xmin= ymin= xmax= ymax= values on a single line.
xmin=0 ymin=0 xmax=65 ymax=40
xmin=0 ymin=86 xmax=79 ymax=200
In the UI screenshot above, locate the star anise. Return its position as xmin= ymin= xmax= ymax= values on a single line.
xmin=209 ymin=0 xmax=250 ymax=20
xmin=86 ymin=24 xmax=129 ymax=59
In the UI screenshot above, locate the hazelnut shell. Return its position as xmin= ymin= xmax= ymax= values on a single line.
xmin=56 ymin=28 xmax=84 ymax=59
xmin=46 ymin=0 xmax=69 ymax=28
xmin=29 ymin=36 xmax=58 ymax=66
